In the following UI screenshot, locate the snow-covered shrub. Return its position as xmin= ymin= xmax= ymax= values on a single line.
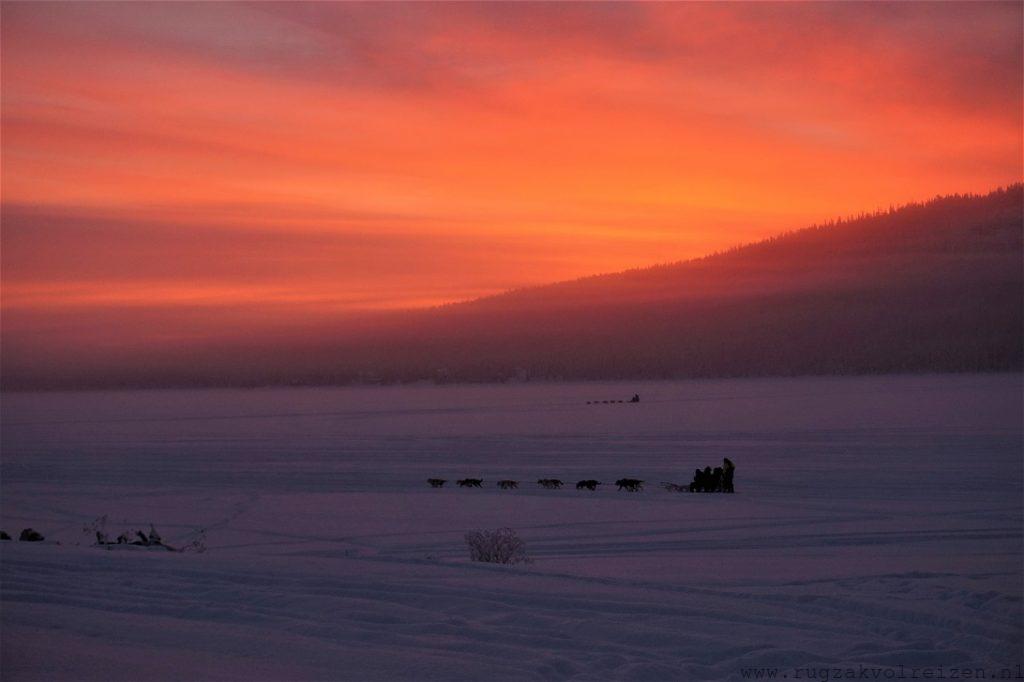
xmin=465 ymin=527 xmax=530 ymax=565
xmin=82 ymin=516 xmax=208 ymax=552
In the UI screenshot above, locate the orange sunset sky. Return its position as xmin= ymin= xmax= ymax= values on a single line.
xmin=2 ymin=2 xmax=1022 ymax=324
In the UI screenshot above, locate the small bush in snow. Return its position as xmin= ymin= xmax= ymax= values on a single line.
xmin=465 ymin=527 xmax=530 ymax=565
xmin=82 ymin=515 xmax=208 ymax=552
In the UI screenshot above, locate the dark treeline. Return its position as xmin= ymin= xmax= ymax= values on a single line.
xmin=4 ymin=186 xmax=1021 ymax=389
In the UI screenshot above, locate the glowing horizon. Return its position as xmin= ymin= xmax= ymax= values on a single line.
xmin=3 ymin=2 xmax=1022 ymax=317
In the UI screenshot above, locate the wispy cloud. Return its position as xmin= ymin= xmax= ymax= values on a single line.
xmin=2 ymin=1 xmax=1020 ymax=321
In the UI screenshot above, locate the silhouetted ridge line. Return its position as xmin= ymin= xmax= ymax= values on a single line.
xmin=3 ymin=185 xmax=1020 ymax=389
xmin=445 ymin=184 xmax=1023 ymax=311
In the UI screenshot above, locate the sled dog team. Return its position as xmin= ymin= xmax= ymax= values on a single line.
xmin=427 ymin=458 xmax=735 ymax=494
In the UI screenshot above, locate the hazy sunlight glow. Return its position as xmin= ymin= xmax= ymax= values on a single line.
xmin=2 ymin=2 xmax=1022 ymax=320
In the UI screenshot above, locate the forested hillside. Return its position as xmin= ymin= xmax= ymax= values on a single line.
xmin=4 ymin=186 xmax=1021 ymax=388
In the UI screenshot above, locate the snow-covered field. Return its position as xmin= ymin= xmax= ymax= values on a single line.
xmin=2 ymin=375 xmax=1021 ymax=681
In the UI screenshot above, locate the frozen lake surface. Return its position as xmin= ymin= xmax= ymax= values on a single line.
xmin=2 ymin=374 xmax=1022 ymax=680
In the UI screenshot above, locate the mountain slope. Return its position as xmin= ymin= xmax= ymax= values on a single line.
xmin=314 ymin=185 xmax=1022 ymax=383
xmin=3 ymin=186 xmax=1021 ymax=388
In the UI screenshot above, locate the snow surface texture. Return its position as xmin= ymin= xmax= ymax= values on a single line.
xmin=2 ymin=374 xmax=1022 ymax=681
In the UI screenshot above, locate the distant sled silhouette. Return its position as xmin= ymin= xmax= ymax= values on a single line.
xmin=424 ymin=465 xmax=733 ymax=496
xmin=686 ymin=458 xmax=737 ymax=493
xmin=586 ymin=394 xmax=640 ymax=405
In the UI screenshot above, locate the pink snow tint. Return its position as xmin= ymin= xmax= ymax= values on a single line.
xmin=1 ymin=374 xmax=1021 ymax=680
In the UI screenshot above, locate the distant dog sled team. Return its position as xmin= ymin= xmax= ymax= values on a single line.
xmin=687 ymin=457 xmax=736 ymax=493
xmin=8 ymin=461 xmax=738 ymax=553
xmin=427 ymin=458 xmax=736 ymax=494
xmin=586 ymin=393 xmax=641 ymax=405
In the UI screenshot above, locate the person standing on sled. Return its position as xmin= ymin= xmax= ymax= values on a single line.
xmin=722 ymin=457 xmax=736 ymax=493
